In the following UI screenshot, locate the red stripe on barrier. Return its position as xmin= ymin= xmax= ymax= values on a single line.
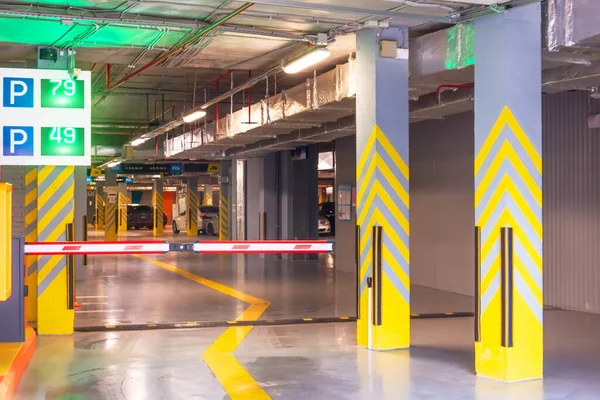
xmin=124 ymin=245 xmax=144 ymax=250
xmin=232 ymin=245 xmax=251 ymax=250
xmin=62 ymin=245 xmax=82 ymax=251
xmin=293 ymin=245 xmax=311 ymax=250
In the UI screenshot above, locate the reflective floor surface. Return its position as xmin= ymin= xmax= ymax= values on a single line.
xmin=16 ymin=248 xmax=600 ymax=399
xmin=16 ymin=310 xmax=600 ymax=399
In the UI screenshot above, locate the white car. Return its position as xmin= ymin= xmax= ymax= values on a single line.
xmin=318 ymin=216 xmax=331 ymax=234
xmin=172 ymin=206 xmax=220 ymax=236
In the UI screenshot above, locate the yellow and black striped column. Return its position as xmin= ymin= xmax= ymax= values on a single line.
xmin=187 ymin=178 xmax=199 ymax=236
xmin=95 ymin=191 xmax=105 ymax=230
xmin=356 ymin=27 xmax=410 ymax=350
xmin=219 ymin=196 xmax=229 ymax=240
xmin=117 ymin=189 xmax=131 ymax=232
xmin=153 ymin=180 xmax=164 ymax=235
xmin=24 ymin=167 xmax=38 ymax=323
xmin=474 ymin=3 xmax=542 ymax=381
xmin=36 ymin=166 xmax=74 ymax=334
xmin=104 ymin=190 xmax=118 ymax=241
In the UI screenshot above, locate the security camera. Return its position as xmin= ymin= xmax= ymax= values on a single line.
xmin=69 ymin=67 xmax=82 ymax=80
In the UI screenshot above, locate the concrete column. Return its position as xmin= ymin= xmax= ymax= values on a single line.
xmin=153 ymin=180 xmax=164 ymax=236
xmin=104 ymin=172 xmax=118 ymax=241
xmin=246 ymin=154 xmax=279 ymax=241
xmin=231 ymin=159 xmax=246 ymax=240
xmin=203 ymin=184 xmax=214 ymax=206
xmin=186 ymin=177 xmax=199 ymax=236
xmin=474 ymin=3 xmax=542 ymax=382
xmin=279 ymin=147 xmax=318 ymax=260
xmin=117 ymin=183 xmax=129 ymax=232
xmin=334 ymin=136 xmax=357 ymax=274
xmin=219 ymin=161 xmax=232 ymax=240
xmin=356 ymin=26 xmax=410 ymax=350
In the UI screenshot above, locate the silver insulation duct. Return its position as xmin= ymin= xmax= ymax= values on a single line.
xmin=546 ymin=0 xmax=600 ymax=52
xmin=165 ymin=62 xmax=354 ymax=158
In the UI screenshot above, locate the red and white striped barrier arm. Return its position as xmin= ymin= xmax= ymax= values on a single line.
xmin=24 ymin=241 xmax=169 ymax=255
xmin=193 ymin=240 xmax=334 ymax=254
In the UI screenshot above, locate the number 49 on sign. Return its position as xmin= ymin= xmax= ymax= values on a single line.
xmin=41 ymin=127 xmax=85 ymax=156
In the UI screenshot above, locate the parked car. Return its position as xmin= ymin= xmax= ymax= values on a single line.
xmin=127 ymin=204 xmax=167 ymax=230
xmin=172 ymin=205 xmax=220 ymax=236
xmin=318 ymin=216 xmax=331 ymax=234
xmin=319 ymin=201 xmax=335 ymax=235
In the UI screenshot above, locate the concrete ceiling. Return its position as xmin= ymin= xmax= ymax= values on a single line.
xmin=0 ymin=0 xmax=508 ymax=164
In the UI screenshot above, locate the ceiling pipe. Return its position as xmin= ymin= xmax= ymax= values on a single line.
xmin=106 ymin=2 xmax=254 ymax=91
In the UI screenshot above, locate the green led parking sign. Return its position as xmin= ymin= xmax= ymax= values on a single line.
xmin=41 ymin=127 xmax=85 ymax=156
xmin=41 ymin=79 xmax=84 ymax=108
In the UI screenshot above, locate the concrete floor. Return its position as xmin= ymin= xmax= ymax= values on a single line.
xmin=15 ymin=242 xmax=600 ymax=399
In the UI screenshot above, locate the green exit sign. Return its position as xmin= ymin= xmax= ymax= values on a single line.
xmin=41 ymin=127 xmax=85 ymax=156
xmin=41 ymin=79 xmax=84 ymax=108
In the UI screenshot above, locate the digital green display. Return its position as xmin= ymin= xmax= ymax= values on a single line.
xmin=41 ymin=79 xmax=84 ymax=108
xmin=40 ymin=127 xmax=85 ymax=156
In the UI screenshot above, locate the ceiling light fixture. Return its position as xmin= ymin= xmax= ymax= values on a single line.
xmin=183 ymin=110 xmax=207 ymax=123
xmin=107 ymin=161 xmax=121 ymax=168
xmin=131 ymin=138 xmax=147 ymax=146
xmin=283 ymin=47 xmax=330 ymax=74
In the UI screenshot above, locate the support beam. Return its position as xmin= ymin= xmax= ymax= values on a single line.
xmin=186 ymin=178 xmax=199 ymax=237
xmin=153 ymin=180 xmax=164 ymax=236
xmin=219 ymin=161 xmax=232 ymax=240
xmin=474 ymin=2 xmax=542 ymax=382
xmin=355 ymin=26 xmax=410 ymax=350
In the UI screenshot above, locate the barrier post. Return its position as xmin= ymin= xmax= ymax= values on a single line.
xmin=474 ymin=226 xmax=481 ymax=343
xmin=372 ymin=226 xmax=382 ymax=326
xmin=82 ymin=215 xmax=88 ymax=266
xmin=66 ymin=223 xmax=75 ymax=310
xmin=500 ymin=227 xmax=513 ymax=348
xmin=0 ymin=183 xmax=12 ymax=301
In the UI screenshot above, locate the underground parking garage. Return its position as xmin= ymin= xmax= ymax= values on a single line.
xmin=1 ymin=0 xmax=600 ymax=399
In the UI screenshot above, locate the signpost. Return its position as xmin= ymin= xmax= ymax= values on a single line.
xmin=0 ymin=68 xmax=91 ymax=166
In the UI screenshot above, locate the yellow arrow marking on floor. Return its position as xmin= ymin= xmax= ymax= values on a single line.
xmin=137 ymin=255 xmax=271 ymax=399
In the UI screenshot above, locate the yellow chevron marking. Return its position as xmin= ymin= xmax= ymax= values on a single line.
xmin=481 ymin=253 xmax=500 ymax=296
xmin=476 ymin=175 xmax=542 ymax=240
xmin=375 ymin=126 xmax=409 ymax=181
xmin=357 ymin=126 xmax=377 ymax=174
xmin=357 ymin=151 xmax=377 ymax=206
xmin=359 ymin=205 xmax=378 ymax=257
xmin=25 ymin=169 xmax=37 ymax=185
xmin=25 ymin=209 xmax=36 ymax=226
xmin=38 ymin=183 xmax=74 ymax=233
xmin=480 ymin=211 xmax=542 ymax=276
xmin=476 ymin=141 xmax=541 ymax=208
xmin=38 ymin=165 xmax=54 ymax=185
xmin=514 ymin=254 xmax=543 ymax=305
xmin=374 ymin=208 xmax=409 ymax=264
xmin=475 ymin=105 xmax=541 ymax=176
xmin=382 ymin=245 xmax=410 ymax=292
xmin=375 ymin=156 xmax=409 ymax=208
xmin=374 ymin=181 xmax=409 ymax=236
xmin=37 ymin=255 xmax=63 ymax=285
xmin=25 ymin=190 xmax=36 ymax=207
xmin=38 ymin=167 xmax=72 ymax=208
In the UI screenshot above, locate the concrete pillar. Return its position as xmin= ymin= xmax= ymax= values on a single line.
xmin=246 ymin=154 xmax=279 ymax=241
xmin=219 ymin=161 xmax=232 ymax=240
xmin=36 ymin=166 xmax=75 ymax=334
xmin=279 ymin=147 xmax=318 ymax=256
xmin=203 ymin=184 xmax=214 ymax=206
xmin=231 ymin=159 xmax=246 ymax=240
xmin=153 ymin=180 xmax=164 ymax=236
xmin=104 ymin=172 xmax=118 ymax=241
xmin=474 ymin=3 xmax=542 ymax=382
xmin=334 ymin=136 xmax=357 ymax=274
xmin=117 ymin=182 xmax=129 ymax=232
xmin=186 ymin=177 xmax=199 ymax=236
xmin=356 ymin=26 xmax=410 ymax=350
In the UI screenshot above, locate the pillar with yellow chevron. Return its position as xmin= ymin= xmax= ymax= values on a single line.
xmin=355 ymin=25 xmax=410 ymax=350
xmin=474 ymin=3 xmax=543 ymax=382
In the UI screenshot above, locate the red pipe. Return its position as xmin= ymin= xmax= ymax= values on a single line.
xmin=106 ymin=3 xmax=253 ymax=91
xmin=436 ymin=84 xmax=474 ymax=94
xmin=106 ymin=64 xmax=111 ymax=89
xmin=196 ymin=70 xmax=233 ymax=96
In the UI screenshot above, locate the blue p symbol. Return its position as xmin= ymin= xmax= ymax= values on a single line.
xmin=3 ymin=126 xmax=34 ymax=156
xmin=3 ymin=78 xmax=34 ymax=108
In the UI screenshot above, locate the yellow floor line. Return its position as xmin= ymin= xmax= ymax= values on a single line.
xmin=136 ymin=255 xmax=271 ymax=399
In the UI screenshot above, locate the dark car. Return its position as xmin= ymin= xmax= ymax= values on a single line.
xmin=319 ymin=202 xmax=335 ymax=235
xmin=127 ymin=204 xmax=167 ymax=230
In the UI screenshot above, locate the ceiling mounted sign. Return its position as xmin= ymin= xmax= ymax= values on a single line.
xmin=0 ymin=68 xmax=91 ymax=166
